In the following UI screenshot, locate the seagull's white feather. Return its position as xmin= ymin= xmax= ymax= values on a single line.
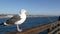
xmin=15 ymin=13 xmax=26 ymax=24
xmin=4 ymin=9 xmax=27 ymax=25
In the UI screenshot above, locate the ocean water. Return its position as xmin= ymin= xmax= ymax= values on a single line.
xmin=0 ymin=16 xmax=59 ymax=34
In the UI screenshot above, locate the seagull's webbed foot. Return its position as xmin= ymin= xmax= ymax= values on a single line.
xmin=18 ymin=29 xmax=22 ymax=32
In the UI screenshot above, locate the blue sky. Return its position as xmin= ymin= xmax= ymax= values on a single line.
xmin=0 ymin=0 xmax=60 ymax=15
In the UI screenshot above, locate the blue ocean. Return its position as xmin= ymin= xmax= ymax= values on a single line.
xmin=0 ymin=16 xmax=59 ymax=34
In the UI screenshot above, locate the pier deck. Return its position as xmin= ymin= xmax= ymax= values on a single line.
xmin=5 ymin=20 xmax=60 ymax=34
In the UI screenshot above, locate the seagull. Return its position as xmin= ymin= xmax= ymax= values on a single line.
xmin=2 ymin=9 xmax=27 ymax=32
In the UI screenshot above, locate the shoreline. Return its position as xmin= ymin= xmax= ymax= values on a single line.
xmin=0 ymin=14 xmax=58 ymax=18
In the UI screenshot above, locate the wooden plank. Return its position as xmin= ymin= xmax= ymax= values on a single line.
xmin=5 ymin=21 xmax=60 ymax=34
xmin=48 ymin=26 xmax=60 ymax=34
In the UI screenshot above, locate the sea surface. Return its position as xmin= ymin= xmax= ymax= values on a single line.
xmin=0 ymin=16 xmax=59 ymax=34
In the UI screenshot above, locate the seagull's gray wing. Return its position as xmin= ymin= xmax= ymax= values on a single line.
xmin=6 ymin=15 xmax=21 ymax=24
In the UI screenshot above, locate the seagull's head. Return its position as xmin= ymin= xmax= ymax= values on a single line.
xmin=20 ymin=9 xmax=28 ymax=15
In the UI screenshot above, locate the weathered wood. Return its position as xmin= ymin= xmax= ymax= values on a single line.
xmin=48 ymin=26 xmax=60 ymax=34
xmin=5 ymin=21 xmax=60 ymax=34
xmin=55 ymin=31 xmax=60 ymax=34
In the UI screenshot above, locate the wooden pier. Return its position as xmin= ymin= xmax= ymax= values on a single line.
xmin=5 ymin=17 xmax=60 ymax=34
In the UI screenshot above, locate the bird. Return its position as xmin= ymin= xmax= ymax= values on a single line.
xmin=0 ymin=9 xmax=27 ymax=32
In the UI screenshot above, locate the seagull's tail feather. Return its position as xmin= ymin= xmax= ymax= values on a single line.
xmin=0 ymin=22 xmax=7 ymax=26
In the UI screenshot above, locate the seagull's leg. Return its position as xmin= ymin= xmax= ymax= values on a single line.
xmin=17 ymin=24 xmax=22 ymax=32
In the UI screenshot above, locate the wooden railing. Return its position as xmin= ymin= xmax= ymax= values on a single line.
xmin=5 ymin=20 xmax=60 ymax=34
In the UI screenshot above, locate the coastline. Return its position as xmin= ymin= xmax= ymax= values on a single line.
xmin=0 ymin=14 xmax=57 ymax=18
